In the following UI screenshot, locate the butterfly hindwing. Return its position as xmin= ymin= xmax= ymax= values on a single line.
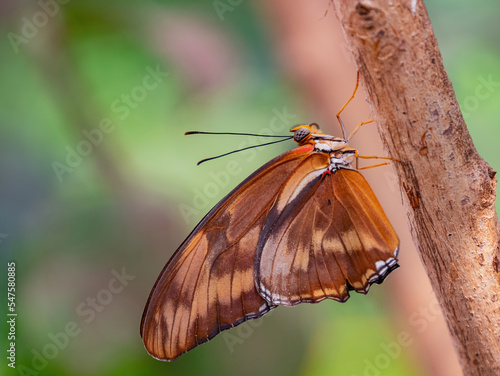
xmin=256 ymin=167 xmax=399 ymax=306
xmin=140 ymin=145 xmax=314 ymax=360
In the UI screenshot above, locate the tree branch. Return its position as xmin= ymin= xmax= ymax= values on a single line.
xmin=332 ymin=1 xmax=500 ymax=374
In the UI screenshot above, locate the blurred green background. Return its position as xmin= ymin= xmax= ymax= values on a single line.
xmin=1 ymin=1 xmax=498 ymax=375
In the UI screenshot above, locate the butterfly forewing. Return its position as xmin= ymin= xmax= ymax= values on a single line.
xmin=140 ymin=145 xmax=314 ymax=361
xmin=256 ymin=168 xmax=399 ymax=306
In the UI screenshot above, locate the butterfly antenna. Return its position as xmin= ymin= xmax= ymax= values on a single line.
xmin=195 ymin=136 xmax=293 ymax=165
xmin=185 ymin=131 xmax=290 ymax=138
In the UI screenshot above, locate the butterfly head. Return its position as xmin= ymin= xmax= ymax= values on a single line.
xmin=290 ymin=123 xmax=324 ymax=145
xmin=291 ymin=123 xmax=347 ymax=148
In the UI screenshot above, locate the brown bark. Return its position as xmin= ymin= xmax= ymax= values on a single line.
xmin=330 ymin=1 xmax=500 ymax=375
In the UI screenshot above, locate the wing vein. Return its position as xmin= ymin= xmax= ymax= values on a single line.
xmin=169 ymin=239 xmax=204 ymax=356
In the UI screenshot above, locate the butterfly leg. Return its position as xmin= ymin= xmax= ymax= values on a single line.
xmin=355 ymin=152 xmax=399 ymax=170
xmin=347 ymin=119 xmax=374 ymax=141
xmin=357 ymin=162 xmax=391 ymax=170
xmin=337 ymin=71 xmax=360 ymax=140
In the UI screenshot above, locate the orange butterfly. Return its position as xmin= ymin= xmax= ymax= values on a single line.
xmin=141 ymin=74 xmax=399 ymax=361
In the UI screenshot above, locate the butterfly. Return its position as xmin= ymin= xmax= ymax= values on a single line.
xmin=140 ymin=74 xmax=400 ymax=361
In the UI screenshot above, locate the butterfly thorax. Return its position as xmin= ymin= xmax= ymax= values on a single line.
xmin=291 ymin=124 xmax=357 ymax=172
xmin=314 ymin=139 xmax=357 ymax=172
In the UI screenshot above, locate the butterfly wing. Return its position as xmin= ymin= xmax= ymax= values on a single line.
xmin=256 ymin=165 xmax=399 ymax=306
xmin=140 ymin=145 xmax=314 ymax=361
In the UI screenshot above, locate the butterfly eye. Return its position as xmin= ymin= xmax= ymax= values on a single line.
xmin=293 ymin=127 xmax=311 ymax=142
